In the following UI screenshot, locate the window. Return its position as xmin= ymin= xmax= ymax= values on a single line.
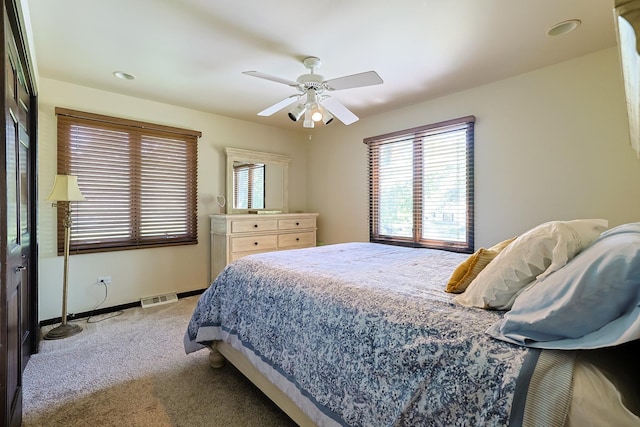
xmin=364 ymin=116 xmax=475 ymax=253
xmin=233 ymin=162 xmax=265 ymax=209
xmin=55 ymin=108 xmax=201 ymax=254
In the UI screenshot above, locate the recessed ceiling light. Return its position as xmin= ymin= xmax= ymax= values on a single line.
xmin=113 ymin=71 xmax=136 ymax=80
xmin=547 ymin=19 xmax=581 ymax=37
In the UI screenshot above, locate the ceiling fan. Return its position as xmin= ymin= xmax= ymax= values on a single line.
xmin=243 ymin=57 xmax=383 ymax=128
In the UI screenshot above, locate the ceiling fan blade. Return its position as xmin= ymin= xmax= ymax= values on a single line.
xmin=257 ymin=95 xmax=301 ymax=116
xmin=322 ymin=97 xmax=359 ymax=125
xmin=324 ymin=71 xmax=383 ymax=91
xmin=243 ymin=71 xmax=299 ymax=87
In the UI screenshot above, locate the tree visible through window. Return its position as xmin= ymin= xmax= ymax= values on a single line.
xmin=364 ymin=116 xmax=475 ymax=253
xmin=55 ymin=108 xmax=201 ymax=254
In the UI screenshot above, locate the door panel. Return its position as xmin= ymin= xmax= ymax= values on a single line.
xmin=18 ymin=72 xmax=30 ymax=367
xmin=5 ymin=102 xmax=22 ymax=427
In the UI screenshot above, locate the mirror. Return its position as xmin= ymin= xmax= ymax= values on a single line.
xmin=225 ymin=147 xmax=291 ymax=214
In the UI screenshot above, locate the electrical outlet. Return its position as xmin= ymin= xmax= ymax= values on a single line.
xmin=97 ymin=276 xmax=112 ymax=285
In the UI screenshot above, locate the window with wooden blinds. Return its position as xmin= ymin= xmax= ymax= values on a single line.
xmin=364 ymin=116 xmax=475 ymax=253
xmin=55 ymin=108 xmax=201 ymax=254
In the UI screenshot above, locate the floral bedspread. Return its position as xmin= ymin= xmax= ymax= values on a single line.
xmin=184 ymin=243 xmax=533 ymax=426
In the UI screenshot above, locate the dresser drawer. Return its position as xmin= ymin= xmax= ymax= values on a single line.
xmin=278 ymin=231 xmax=316 ymax=248
xmin=231 ymin=235 xmax=278 ymax=253
xmin=231 ymin=219 xmax=278 ymax=234
xmin=279 ymin=217 xmax=316 ymax=230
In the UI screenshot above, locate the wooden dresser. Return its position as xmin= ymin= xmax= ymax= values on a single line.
xmin=210 ymin=213 xmax=318 ymax=280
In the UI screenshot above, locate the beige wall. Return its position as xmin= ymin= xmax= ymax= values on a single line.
xmin=307 ymin=47 xmax=640 ymax=247
xmin=37 ymin=78 xmax=306 ymax=320
xmin=37 ymin=46 xmax=640 ymax=320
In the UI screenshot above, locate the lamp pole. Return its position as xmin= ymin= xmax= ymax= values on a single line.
xmin=60 ymin=203 xmax=72 ymax=326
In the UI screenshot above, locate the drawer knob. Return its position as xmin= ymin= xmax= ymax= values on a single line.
xmin=296 ymin=237 xmax=300 ymax=241
xmin=254 ymin=242 xmax=259 ymax=246
xmin=254 ymin=224 xmax=258 ymax=228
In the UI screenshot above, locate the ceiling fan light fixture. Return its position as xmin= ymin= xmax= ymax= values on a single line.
xmin=288 ymin=104 xmax=306 ymax=121
xmin=303 ymin=110 xmax=315 ymax=128
xmin=310 ymin=106 xmax=323 ymax=122
xmin=322 ymin=111 xmax=334 ymax=125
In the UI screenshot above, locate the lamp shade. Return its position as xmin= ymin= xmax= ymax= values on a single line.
xmin=47 ymin=175 xmax=87 ymax=202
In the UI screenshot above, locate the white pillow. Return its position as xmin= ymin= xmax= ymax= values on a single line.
xmin=486 ymin=222 xmax=640 ymax=349
xmin=454 ymin=219 xmax=608 ymax=310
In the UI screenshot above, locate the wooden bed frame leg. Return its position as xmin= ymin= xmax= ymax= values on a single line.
xmin=209 ymin=345 xmax=226 ymax=368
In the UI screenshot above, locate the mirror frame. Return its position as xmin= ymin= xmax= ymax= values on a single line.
xmin=225 ymin=147 xmax=292 ymax=214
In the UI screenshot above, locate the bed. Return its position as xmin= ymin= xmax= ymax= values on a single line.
xmin=184 ymin=220 xmax=640 ymax=426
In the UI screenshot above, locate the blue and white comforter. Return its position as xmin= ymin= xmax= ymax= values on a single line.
xmin=184 ymin=243 xmax=534 ymax=426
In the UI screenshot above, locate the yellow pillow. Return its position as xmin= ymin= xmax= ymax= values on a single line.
xmin=445 ymin=237 xmax=516 ymax=293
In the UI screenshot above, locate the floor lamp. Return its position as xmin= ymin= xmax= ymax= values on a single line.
xmin=44 ymin=174 xmax=86 ymax=340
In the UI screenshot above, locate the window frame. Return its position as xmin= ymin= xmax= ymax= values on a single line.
xmin=364 ymin=115 xmax=475 ymax=253
xmin=55 ymin=107 xmax=201 ymax=255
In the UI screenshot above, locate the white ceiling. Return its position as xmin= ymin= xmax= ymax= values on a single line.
xmin=26 ymin=0 xmax=617 ymax=132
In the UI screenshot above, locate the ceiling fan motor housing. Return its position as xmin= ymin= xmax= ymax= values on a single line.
xmin=297 ymin=73 xmax=325 ymax=92
xmin=298 ymin=57 xmax=325 ymax=91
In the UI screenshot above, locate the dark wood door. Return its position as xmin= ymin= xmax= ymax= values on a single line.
xmin=16 ymin=38 xmax=32 ymax=373
xmin=3 ymin=25 xmax=21 ymax=427
xmin=3 ymin=10 xmax=23 ymax=426
xmin=2 ymin=1 xmax=37 ymax=425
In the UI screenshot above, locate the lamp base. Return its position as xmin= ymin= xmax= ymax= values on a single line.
xmin=44 ymin=323 xmax=82 ymax=340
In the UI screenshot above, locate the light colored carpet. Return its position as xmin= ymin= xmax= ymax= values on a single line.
xmin=23 ymin=296 xmax=297 ymax=426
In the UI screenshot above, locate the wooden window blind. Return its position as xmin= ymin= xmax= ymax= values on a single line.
xmin=233 ymin=162 xmax=265 ymax=209
xmin=55 ymin=107 xmax=201 ymax=254
xmin=364 ymin=116 xmax=475 ymax=253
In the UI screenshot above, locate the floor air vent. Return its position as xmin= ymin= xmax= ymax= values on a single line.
xmin=141 ymin=293 xmax=178 ymax=308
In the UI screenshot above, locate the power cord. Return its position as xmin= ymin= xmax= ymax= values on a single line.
xmin=86 ymin=279 xmax=124 ymax=323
